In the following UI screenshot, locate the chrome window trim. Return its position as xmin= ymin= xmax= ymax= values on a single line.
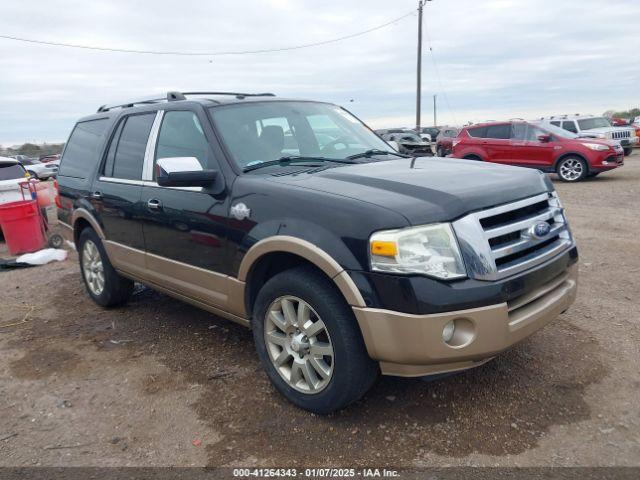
xmin=98 ymin=176 xmax=145 ymax=186
xmin=143 ymin=110 xmax=164 ymax=181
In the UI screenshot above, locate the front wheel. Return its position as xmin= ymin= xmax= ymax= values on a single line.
xmin=623 ymin=147 xmax=633 ymax=156
xmin=252 ymin=266 xmax=378 ymax=414
xmin=556 ymin=156 xmax=587 ymax=182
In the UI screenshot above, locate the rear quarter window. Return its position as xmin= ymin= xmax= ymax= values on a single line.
xmin=58 ymin=118 xmax=109 ymax=179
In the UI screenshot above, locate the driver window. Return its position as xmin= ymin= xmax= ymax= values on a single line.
xmin=155 ymin=111 xmax=212 ymax=179
xmin=526 ymin=125 xmax=546 ymax=141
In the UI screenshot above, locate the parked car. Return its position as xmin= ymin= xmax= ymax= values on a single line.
xmin=58 ymin=91 xmax=578 ymax=413
xmin=435 ymin=127 xmax=460 ymax=157
xmin=418 ymin=126 xmax=440 ymax=146
xmin=378 ymin=130 xmax=432 ymax=156
xmin=39 ymin=153 xmax=61 ymax=163
xmin=540 ymin=115 xmax=637 ymax=156
xmin=610 ymin=117 xmax=630 ymax=126
xmin=452 ymin=120 xmax=624 ymax=182
xmin=19 ymin=157 xmax=58 ymax=180
xmin=0 ymin=156 xmax=29 ymax=205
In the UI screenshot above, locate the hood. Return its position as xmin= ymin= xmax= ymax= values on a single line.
xmin=270 ymin=157 xmax=551 ymax=225
xmin=580 ymin=126 xmax=635 ymax=135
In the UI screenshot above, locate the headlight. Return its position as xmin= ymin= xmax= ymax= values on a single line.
xmin=582 ymin=143 xmax=610 ymax=151
xmin=369 ymin=224 xmax=466 ymax=279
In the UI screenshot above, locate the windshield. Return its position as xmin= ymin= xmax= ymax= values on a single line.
xmin=397 ymin=132 xmax=423 ymax=143
xmin=577 ymin=117 xmax=611 ymax=130
xmin=209 ymin=101 xmax=392 ymax=170
xmin=537 ymin=123 xmax=579 ymax=139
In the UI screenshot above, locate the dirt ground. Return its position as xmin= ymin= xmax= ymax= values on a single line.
xmin=1 ymin=154 xmax=639 ymax=468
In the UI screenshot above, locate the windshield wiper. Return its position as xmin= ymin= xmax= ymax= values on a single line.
xmin=346 ymin=149 xmax=410 ymax=160
xmin=243 ymin=155 xmax=357 ymax=173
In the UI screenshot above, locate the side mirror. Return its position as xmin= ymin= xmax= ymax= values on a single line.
xmin=537 ymin=134 xmax=551 ymax=143
xmin=156 ymin=157 xmax=217 ymax=187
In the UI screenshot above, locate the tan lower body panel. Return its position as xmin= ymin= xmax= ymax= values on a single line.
xmin=103 ymin=241 xmax=249 ymax=325
xmin=354 ymin=264 xmax=578 ymax=377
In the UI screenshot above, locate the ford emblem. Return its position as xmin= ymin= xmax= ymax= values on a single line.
xmin=530 ymin=222 xmax=551 ymax=239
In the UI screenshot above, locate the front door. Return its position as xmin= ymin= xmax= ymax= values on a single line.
xmin=140 ymin=109 xmax=231 ymax=309
xmin=90 ymin=112 xmax=156 ymax=278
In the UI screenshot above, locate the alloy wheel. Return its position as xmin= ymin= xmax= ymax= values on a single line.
xmin=264 ymin=296 xmax=334 ymax=394
xmin=82 ymin=240 xmax=105 ymax=296
xmin=559 ymin=158 xmax=584 ymax=181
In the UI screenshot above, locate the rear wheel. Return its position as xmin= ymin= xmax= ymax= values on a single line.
xmin=623 ymin=147 xmax=633 ymax=156
xmin=78 ymin=228 xmax=133 ymax=307
xmin=437 ymin=146 xmax=445 ymax=157
xmin=463 ymin=155 xmax=482 ymax=161
xmin=252 ymin=266 xmax=378 ymax=414
xmin=556 ymin=156 xmax=587 ymax=182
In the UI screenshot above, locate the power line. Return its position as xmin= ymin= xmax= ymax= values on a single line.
xmin=0 ymin=11 xmax=414 ymax=57
xmin=422 ymin=16 xmax=458 ymax=126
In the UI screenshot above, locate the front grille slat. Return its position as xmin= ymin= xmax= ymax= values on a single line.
xmin=483 ymin=207 xmax=561 ymax=239
xmin=492 ymin=223 xmax=567 ymax=259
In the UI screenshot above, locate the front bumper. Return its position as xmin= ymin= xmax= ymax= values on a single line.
xmin=353 ymin=263 xmax=578 ymax=377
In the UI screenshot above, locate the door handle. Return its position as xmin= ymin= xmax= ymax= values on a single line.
xmin=91 ymin=191 xmax=102 ymax=199
xmin=147 ymin=199 xmax=162 ymax=210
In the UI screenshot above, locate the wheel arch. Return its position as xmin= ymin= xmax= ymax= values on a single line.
xmin=238 ymin=236 xmax=366 ymax=317
xmin=71 ymin=208 xmax=105 ymax=244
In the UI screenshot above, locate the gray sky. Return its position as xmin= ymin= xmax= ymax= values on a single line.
xmin=0 ymin=0 xmax=638 ymax=146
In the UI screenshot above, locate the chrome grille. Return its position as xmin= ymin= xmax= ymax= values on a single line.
xmin=610 ymin=130 xmax=631 ymax=140
xmin=453 ymin=192 xmax=573 ymax=281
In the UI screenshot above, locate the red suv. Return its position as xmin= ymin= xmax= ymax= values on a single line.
xmin=452 ymin=121 xmax=624 ymax=182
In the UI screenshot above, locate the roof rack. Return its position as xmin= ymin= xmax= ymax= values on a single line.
xmin=97 ymin=91 xmax=276 ymax=112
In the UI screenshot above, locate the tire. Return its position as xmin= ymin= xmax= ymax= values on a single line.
xmin=27 ymin=170 xmax=38 ymax=179
xmin=623 ymin=147 xmax=633 ymax=156
xmin=77 ymin=228 xmax=133 ymax=307
xmin=463 ymin=155 xmax=482 ymax=161
xmin=556 ymin=156 xmax=587 ymax=182
xmin=252 ymin=266 xmax=378 ymax=414
xmin=437 ymin=146 xmax=444 ymax=157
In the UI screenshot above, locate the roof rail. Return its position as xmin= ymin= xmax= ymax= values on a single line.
xmin=97 ymin=90 xmax=276 ymax=112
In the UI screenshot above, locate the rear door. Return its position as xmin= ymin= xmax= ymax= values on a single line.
xmin=139 ymin=108 xmax=231 ymax=310
xmin=482 ymin=123 xmax=512 ymax=164
xmin=90 ymin=111 xmax=156 ymax=277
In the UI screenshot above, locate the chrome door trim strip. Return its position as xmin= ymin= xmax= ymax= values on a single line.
xmin=98 ymin=176 xmax=145 ymax=186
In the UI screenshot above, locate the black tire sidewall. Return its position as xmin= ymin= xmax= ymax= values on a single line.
xmin=252 ymin=267 xmax=377 ymax=414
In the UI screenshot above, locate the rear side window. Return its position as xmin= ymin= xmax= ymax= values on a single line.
xmin=466 ymin=126 xmax=487 ymax=138
xmin=550 ymin=121 xmax=561 ymax=127
xmin=106 ymin=113 xmax=155 ymax=180
xmin=485 ymin=124 xmax=511 ymax=139
xmin=59 ymin=119 xmax=109 ymax=179
xmin=562 ymin=121 xmax=578 ymax=133
xmin=0 ymin=163 xmax=26 ymax=180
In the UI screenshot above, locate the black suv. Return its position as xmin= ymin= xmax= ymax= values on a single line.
xmin=58 ymin=91 xmax=579 ymax=413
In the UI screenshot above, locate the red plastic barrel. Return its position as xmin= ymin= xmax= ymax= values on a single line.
xmin=0 ymin=200 xmax=45 ymax=255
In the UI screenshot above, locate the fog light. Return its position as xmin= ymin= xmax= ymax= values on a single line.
xmin=441 ymin=318 xmax=476 ymax=348
xmin=442 ymin=321 xmax=455 ymax=343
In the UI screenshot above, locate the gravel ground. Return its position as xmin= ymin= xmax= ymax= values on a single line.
xmin=0 ymin=154 xmax=638 ymax=468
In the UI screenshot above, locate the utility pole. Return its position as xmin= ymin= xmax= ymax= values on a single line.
xmin=433 ymin=94 xmax=437 ymax=126
xmin=415 ymin=0 xmax=431 ymax=132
